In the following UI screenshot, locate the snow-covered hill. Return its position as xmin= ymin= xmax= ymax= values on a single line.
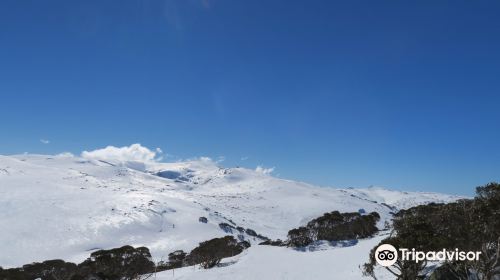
xmin=154 ymin=234 xmax=394 ymax=280
xmin=0 ymin=151 xmax=462 ymax=278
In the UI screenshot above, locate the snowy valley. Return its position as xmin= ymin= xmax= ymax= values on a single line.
xmin=0 ymin=152 xmax=462 ymax=279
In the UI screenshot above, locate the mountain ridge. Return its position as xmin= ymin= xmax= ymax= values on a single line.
xmin=0 ymin=154 xmax=463 ymax=269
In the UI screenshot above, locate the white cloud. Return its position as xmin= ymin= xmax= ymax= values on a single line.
xmin=40 ymin=139 xmax=50 ymax=144
xmin=81 ymin=144 xmax=162 ymax=163
xmin=255 ymin=165 xmax=275 ymax=175
xmin=241 ymin=156 xmax=249 ymax=161
xmin=56 ymin=152 xmax=74 ymax=158
xmin=199 ymin=156 xmax=213 ymax=162
xmin=216 ymin=156 xmax=225 ymax=163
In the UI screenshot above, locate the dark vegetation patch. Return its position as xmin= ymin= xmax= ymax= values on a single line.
xmin=218 ymin=222 xmax=235 ymax=233
xmin=217 ymin=223 xmax=269 ymax=241
xmin=1 ymin=235 xmax=252 ymax=279
xmin=185 ymin=236 xmax=249 ymax=269
xmin=286 ymin=211 xmax=380 ymax=247
xmin=363 ymin=182 xmax=500 ymax=280
xmin=157 ymin=250 xmax=187 ymax=270
xmin=258 ymin=211 xmax=380 ymax=248
xmin=245 ymin=228 xmax=257 ymax=237
xmin=79 ymin=245 xmax=155 ymax=279
xmin=158 ymin=236 xmax=250 ymax=271
xmin=0 ymin=246 xmax=154 ymax=280
xmin=259 ymin=239 xmax=286 ymax=246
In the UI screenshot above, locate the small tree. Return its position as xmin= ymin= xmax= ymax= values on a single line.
xmin=167 ymin=250 xmax=187 ymax=269
xmin=186 ymin=236 xmax=244 ymax=269
xmin=78 ymin=245 xmax=156 ymax=279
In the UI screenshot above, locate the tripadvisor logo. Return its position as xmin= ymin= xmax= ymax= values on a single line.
xmin=375 ymin=244 xmax=398 ymax=267
xmin=375 ymin=244 xmax=482 ymax=267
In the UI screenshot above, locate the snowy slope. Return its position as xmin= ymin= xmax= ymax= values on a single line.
xmin=154 ymin=234 xmax=394 ymax=280
xmin=0 ymin=153 xmax=462 ymax=278
xmin=339 ymin=186 xmax=463 ymax=211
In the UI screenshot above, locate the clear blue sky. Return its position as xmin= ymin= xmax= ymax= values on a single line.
xmin=1 ymin=1 xmax=499 ymax=195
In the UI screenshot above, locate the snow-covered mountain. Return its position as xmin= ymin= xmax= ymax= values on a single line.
xmin=0 ymin=153 xmax=462 ymax=278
